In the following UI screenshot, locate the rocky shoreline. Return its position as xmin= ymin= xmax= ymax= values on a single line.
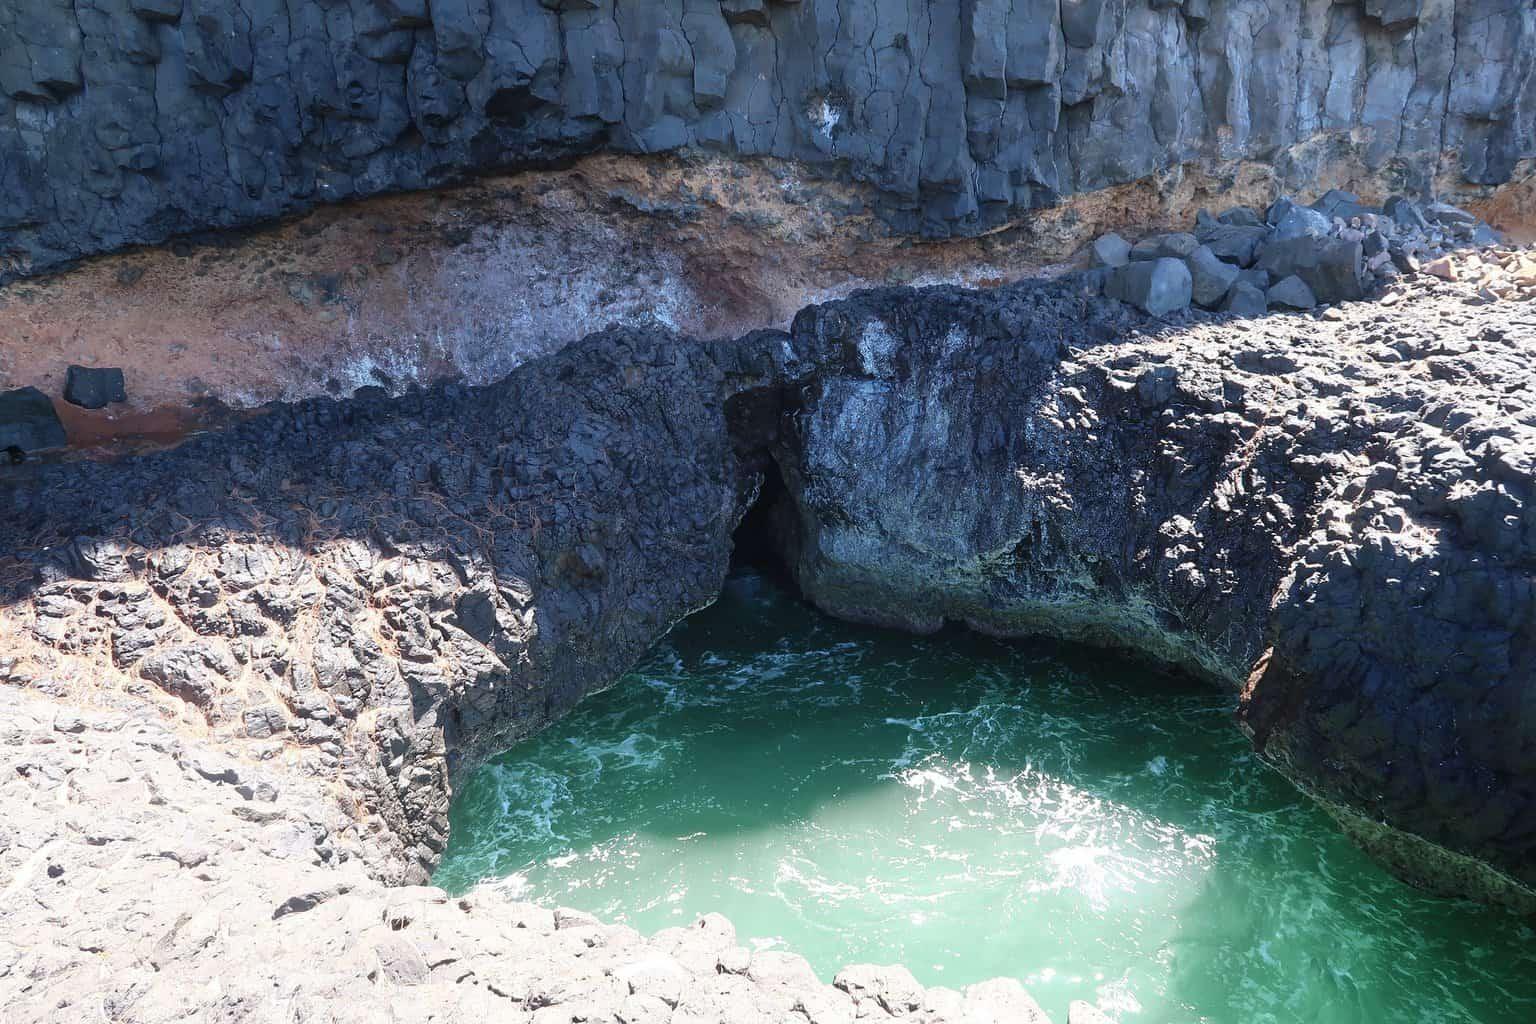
xmin=3 ymin=266 xmax=1535 ymax=1019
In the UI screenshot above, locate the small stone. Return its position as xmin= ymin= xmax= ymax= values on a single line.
xmin=554 ymin=906 xmax=601 ymax=930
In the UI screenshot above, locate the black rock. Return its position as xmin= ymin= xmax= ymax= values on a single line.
xmin=1383 ymin=196 xmax=1430 ymax=231
xmin=1267 ymin=275 xmax=1318 ymax=310
xmin=64 ymin=366 xmax=128 ymax=410
xmin=1106 ymin=258 xmax=1192 ymax=316
xmin=1197 ymin=223 xmax=1269 ymax=267
xmin=1089 ymin=233 xmax=1132 ymax=269
xmin=1222 ymin=281 xmax=1269 ymax=316
xmin=1217 ymin=206 xmax=1263 ymax=227
xmin=1257 ymin=235 xmax=1366 ymax=304
xmin=1186 ymin=245 xmax=1240 ymax=308
xmin=0 ymin=387 xmax=67 ymax=453
xmin=1130 ymin=233 xmax=1200 ymax=261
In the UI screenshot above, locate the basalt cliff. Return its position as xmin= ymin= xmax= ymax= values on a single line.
xmin=4 ymin=2 xmax=1536 ymax=1021
xmin=3 ymin=0 xmax=1534 ymax=282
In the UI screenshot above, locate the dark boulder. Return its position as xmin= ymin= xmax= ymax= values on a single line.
xmin=1222 ymin=281 xmax=1269 ymax=316
xmin=64 ymin=366 xmax=128 ymax=410
xmin=0 ymin=387 xmax=67 ymax=453
xmin=1218 ymin=206 xmax=1263 ymax=227
xmin=1130 ymin=232 xmax=1200 ymax=261
xmin=1269 ymin=198 xmax=1333 ymax=240
xmin=1267 ymin=275 xmax=1318 ymax=310
xmin=1196 ymin=223 xmax=1269 ymax=268
xmin=1107 ymin=258 xmax=1192 ymax=316
xmin=1186 ymin=245 xmax=1240 ymax=308
xmin=1089 ymin=233 xmax=1131 ymax=269
xmin=1384 ymin=195 xmax=1430 ymax=231
xmin=1257 ymin=236 xmax=1366 ymax=303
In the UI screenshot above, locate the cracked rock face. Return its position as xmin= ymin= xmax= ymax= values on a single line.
xmin=2 ymin=0 xmax=1533 ymax=280
xmin=765 ymin=280 xmax=1536 ymax=910
xmin=2 ymin=278 xmax=1536 ymax=1019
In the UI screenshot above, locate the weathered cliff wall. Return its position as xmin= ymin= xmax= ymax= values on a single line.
xmin=3 ymin=0 xmax=1533 ymax=280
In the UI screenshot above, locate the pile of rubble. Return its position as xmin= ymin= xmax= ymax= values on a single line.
xmin=1086 ymin=190 xmax=1525 ymax=316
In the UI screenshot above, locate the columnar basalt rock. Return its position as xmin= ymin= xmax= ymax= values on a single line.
xmin=1 ymin=0 xmax=1533 ymax=281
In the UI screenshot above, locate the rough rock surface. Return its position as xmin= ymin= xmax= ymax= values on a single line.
xmin=2 ymin=0 xmax=1534 ymax=280
xmin=3 ymin=323 xmax=770 ymax=879
xmin=3 ymin=276 xmax=1536 ymax=1018
xmin=767 ymin=279 xmax=1536 ymax=910
xmin=0 ymin=686 xmax=1046 ymax=1024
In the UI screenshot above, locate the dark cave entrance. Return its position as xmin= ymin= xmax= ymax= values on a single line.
xmin=724 ymin=385 xmax=801 ymax=588
xmin=730 ymin=454 xmax=792 ymax=574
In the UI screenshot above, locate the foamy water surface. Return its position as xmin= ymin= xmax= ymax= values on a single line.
xmin=437 ymin=572 xmax=1536 ymax=1023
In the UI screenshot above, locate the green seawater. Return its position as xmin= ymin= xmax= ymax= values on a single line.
xmin=436 ymin=571 xmax=1536 ymax=1023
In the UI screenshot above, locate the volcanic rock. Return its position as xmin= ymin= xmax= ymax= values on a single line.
xmin=1089 ymin=233 xmax=1131 ymax=269
xmin=0 ymin=387 xmax=67 ymax=453
xmin=63 ymin=365 xmax=127 ymax=410
xmin=1222 ymin=282 xmax=1269 ymax=316
xmin=1187 ymin=246 xmax=1241 ymax=308
xmin=1106 ymin=258 xmax=1192 ymax=316
xmin=1 ymin=0 xmax=1531 ymax=282
xmin=1266 ymin=275 xmax=1318 ymax=310
xmin=1257 ymin=236 xmax=1366 ymax=303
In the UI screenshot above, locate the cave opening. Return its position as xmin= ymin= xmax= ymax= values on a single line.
xmin=729 ymin=453 xmax=794 ymax=579
xmin=724 ymin=384 xmax=802 ymax=589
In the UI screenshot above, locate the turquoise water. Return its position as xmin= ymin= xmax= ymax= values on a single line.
xmin=437 ymin=571 xmax=1536 ymax=1023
